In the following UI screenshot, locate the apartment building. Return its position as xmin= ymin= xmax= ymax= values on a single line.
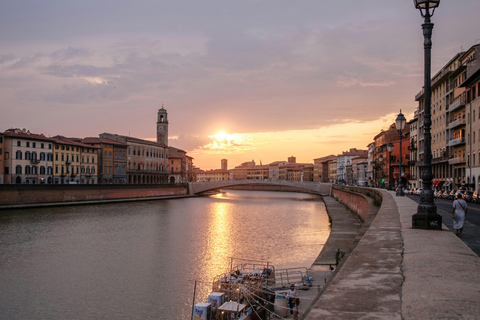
xmin=100 ymin=133 xmax=169 ymax=184
xmin=464 ymin=44 xmax=480 ymax=191
xmin=408 ymin=109 xmax=420 ymax=189
xmin=415 ymin=50 xmax=467 ymax=191
xmin=313 ymin=155 xmax=336 ymax=182
xmin=0 ymin=132 xmax=4 ymax=184
xmin=2 ymin=129 xmax=54 ymax=184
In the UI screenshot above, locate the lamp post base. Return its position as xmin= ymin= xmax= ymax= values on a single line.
xmin=412 ymin=212 xmax=442 ymax=230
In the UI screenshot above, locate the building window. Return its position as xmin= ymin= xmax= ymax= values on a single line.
xmin=16 ymin=150 xmax=22 ymax=159
xmin=26 ymin=142 xmax=30 ymax=147
xmin=16 ymin=165 xmax=22 ymax=174
xmin=33 ymin=142 xmax=36 ymax=148
xmin=17 ymin=141 xmax=21 ymax=147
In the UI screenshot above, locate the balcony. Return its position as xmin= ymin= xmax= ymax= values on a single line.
xmin=66 ymin=160 xmax=73 ymax=165
xmin=448 ymin=118 xmax=466 ymax=130
xmin=432 ymin=155 xmax=449 ymax=164
xmin=415 ymin=89 xmax=424 ymax=101
xmin=449 ymin=157 xmax=466 ymax=165
xmin=30 ymin=159 xmax=40 ymax=164
xmin=448 ymin=95 xmax=466 ymax=112
xmin=448 ymin=137 xmax=466 ymax=147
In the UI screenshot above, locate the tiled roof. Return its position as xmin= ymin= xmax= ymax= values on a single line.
xmin=81 ymin=137 xmax=126 ymax=146
xmin=2 ymin=128 xmax=54 ymax=141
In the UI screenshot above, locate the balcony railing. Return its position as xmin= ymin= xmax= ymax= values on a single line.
xmin=448 ymin=95 xmax=466 ymax=112
xmin=448 ymin=157 xmax=466 ymax=165
xmin=448 ymin=137 xmax=466 ymax=147
xmin=415 ymin=89 xmax=424 ymax=101
xmin=66 ymin=160 xmax=73 ymax=165
xmin=448 ymin=118 xmax=466 ymax=130
xmin=30 ymin=159 xmax=40 ymax=164
xmin=432 ymin=155 xmax=449 ymax=164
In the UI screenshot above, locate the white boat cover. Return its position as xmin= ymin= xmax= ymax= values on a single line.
xmin=218 ymin=301 xmax=246 ymax=312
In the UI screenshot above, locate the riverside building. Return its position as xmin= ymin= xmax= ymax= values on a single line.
xmin=2 ymin=129 xmax=54 ymax=184
xmin=464 ymin=44 xmax=480 ymax=191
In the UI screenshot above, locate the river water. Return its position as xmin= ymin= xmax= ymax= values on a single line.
xmin=0 ymin=190 xmax=330 ymax=320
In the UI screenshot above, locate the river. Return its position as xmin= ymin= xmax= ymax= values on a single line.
xmin=0 ymin=190 xmax=330 ymax=319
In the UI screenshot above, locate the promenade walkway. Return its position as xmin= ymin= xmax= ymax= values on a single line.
xmin=301 ymin=189 xmax=480 ymax=320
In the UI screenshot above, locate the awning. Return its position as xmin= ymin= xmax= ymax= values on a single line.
xmin=218 ymin=301 xmax=246 ymax=313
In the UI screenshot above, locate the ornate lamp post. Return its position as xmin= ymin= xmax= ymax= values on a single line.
xmin=378 ymin=154 xmax=384 ymax=188
xmin=412 ymin=0 xmax=442 ymax=229
xmin=396 ymin=111 xmax=406 ymax=196
xmin=364 ymin=165 xmax=367 ymax=187
xmin=387 ymin=142 xmax=394 ymax=190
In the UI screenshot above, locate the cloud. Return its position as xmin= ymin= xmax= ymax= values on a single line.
xmin=51 ymin=47 xmax=90 ymax=61
xmin=336 ymin=76 xmax=396 ymax=88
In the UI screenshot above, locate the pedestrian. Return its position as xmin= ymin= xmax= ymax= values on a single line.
xmin=286 ymin=284 xmax=297 ymax=315
xmin=452 ymin=193 xmax=468 ymax=238
xmin=293 ymin=298 xmax=300 ymax=320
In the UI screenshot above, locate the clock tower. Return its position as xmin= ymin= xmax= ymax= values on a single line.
xmin=157 ymin=106 xmax=168 ymax=146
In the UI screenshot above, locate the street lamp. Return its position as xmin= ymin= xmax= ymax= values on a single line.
xmin=364 ymin=165 xmax=367 ymax=186
xmin=387 ymin=142 xmax=394 ymax=189
xmin=412 ymin=0 xmax=442 ymax=229
xmin=395 ymin=111 xmax=406 ymax=196
xmin=378 ymin=154 xmax=384 ymax=188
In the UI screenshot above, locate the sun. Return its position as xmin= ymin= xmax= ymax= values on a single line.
xmin=214 ymin=131 xmax=229 ymax=142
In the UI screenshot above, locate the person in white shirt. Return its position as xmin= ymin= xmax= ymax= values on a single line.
xmin=286 ymin=285 xmax=297 ymax=315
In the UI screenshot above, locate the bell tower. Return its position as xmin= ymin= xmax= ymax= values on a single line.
xmin=156 ymin=106 xmax=169 ymax=146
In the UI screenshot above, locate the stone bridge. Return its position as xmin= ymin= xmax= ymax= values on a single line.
xmin=188 ymin=180 xmax=333 ymax=196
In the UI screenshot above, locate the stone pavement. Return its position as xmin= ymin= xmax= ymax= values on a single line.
xmin=300 ymin=189 xmax=480 ymax=320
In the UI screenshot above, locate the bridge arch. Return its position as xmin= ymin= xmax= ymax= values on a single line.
xmin=188 ymin=180 xmax=332 ymax=196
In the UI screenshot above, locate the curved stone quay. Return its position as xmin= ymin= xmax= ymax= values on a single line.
xmin=301 ymin=188 xmax=480 ymax=320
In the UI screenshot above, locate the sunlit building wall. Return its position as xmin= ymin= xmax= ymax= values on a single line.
xmin=2 ymin=129 xmax=54 ymax=184
xmin=464 ymin=44 xmax=480 ymax=191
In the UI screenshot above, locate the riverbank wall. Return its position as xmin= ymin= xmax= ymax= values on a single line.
xmin=0 ymin=184 xmax=189 ymax=207
xmin=332 ymin=185 xmax=382 ymax=222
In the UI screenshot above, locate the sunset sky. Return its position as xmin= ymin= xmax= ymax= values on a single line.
xmin=1 ymin=1 xmax=479 ymax=169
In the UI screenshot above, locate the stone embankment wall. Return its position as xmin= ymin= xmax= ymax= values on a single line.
xmin=0 ymin=184 xmax=189 ymax=206
xmin=332 ymin=186 xmax=382 ymax=222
